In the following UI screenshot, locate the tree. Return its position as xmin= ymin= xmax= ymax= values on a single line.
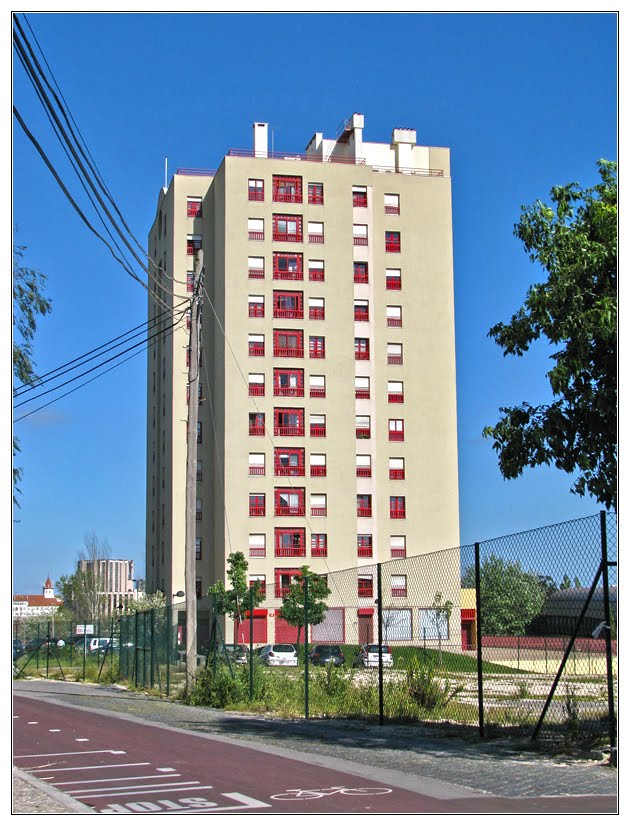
xmin=462 ymin=554 xmax=546 ymax=636
xmin=13 ymin=244 xmax=52 ymax=506
xmin=277 ymin=566 xmax=331 ymax=647
xmin=483 ymin=161 xmax=617 ymax=511
xmin=208 ymin=552 xmax=264 ymax=644
xmin=56 ymin=532 xmax=112 ymax=620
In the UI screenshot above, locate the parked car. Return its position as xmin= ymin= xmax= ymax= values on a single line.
xmin=75 ymin=637 xmax=114 ymax=655
xmin=220 ymin=644 xmax=248 ymax=665
xmin=258 ymin=643 xmax=298 ymax=667
xmin=13 ymin=639 xmax=25 ymax=660
xmin=353 ymin=644 xmax=394 ymax=668
xmin=25 ymin=637 xmax=63 ymax=653
xmin=309 ymin=645 xmax=345 ymax=667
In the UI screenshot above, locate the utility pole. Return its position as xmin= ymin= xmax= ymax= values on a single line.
xmin=185 ymin=251 xmax=204 ymax=694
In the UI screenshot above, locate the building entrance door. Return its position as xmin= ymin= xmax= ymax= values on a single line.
xmin=358 ymin=614 xmax=373 ymax=645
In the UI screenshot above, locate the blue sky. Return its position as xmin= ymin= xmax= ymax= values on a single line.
xmin=10 ymin=12 xmax=618 ymax=595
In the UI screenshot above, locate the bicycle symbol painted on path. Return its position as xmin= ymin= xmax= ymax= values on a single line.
xmin=271 ymin=785 xmax=393 ymax=801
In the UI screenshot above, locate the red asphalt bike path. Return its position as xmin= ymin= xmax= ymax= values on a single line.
xmin=13 ymin=695 xmax=617 ymax=815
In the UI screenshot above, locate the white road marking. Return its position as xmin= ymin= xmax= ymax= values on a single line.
xmin=30 ymin=763 xmax=150 ymax=774
xmin=15 ymin=750 xmax=126 ymax=759
xmin=27 ymin=722 xmax=39 ymax=725
xmin=75 ymin=738 xmax=90 ymax=742
xmin=74 ymin=784 xmax=215 ymax=800
xmin=157 ymin=768 xmax=176 ymax=772
xmin=49 ymin=729 xmax=61 ymax=732
xmin=57 ymin=774 xmax=182 ymax=786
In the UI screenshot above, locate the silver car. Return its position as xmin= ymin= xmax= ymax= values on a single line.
xmin=258 ymin=643 xmax=298 ymax=666
xmin=353 ymin=644 xmax=394 ymax=668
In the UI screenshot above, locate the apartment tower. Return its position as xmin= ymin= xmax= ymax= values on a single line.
xmin=146 ymin=114 xmax=459 ymax=645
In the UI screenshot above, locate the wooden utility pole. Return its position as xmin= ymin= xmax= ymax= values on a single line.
xmin=185 ymin=251 xmax=204 ymax=694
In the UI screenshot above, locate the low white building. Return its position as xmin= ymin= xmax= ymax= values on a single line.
xmin=13 ymin=577 xmax=62 ymax=618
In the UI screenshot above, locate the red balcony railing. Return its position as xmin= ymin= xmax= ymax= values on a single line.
xmin=358 ymin=584 xmax=373 ymax=597
xmin=391 ymin=587 xmax=407 ymax=597
xmin=249 ymin=425 xmax=265 ymax=436
xmin=353 ymin=194 xmax=368 ymax=208
xmin=187 ymin=202 xmax=202 ymax=217
xmin=249 ymin=466 xmax=265 ymax=476
xmin=249 ymin=305 xmax=264 ymax=318
xmin=309 ymin=346 xmax=326 ymax=359
xmin=274 ymin=426 xmax=304 ymax=437
xmin=275 ymin=465 xmax=305 ymax=477
xmin=273 ymin=270 xmax=303 ymax=281
xmin=390 ymin=507 xmax=406 ymax=519
xmin=357 ymin=545 xmax=373 ymax=558
xmin=275 ymin=546 xmax=306 ymax=557
xmin=388 ymin=393 xmax=404 ymax=403
xmin=386 ymin=277 xmax=402 ymax=290
xmin=248 ymin=231 xmax=264 ymax=241
xmin=273 ymin=308 xmax=304 ymax=319
xmin=353 ymin=236 xmax=368 ymax=246
xmin=310 ymin=388 xmax=326 ymax=398
xmin=387 ymin=355 xmax=403 ymax=365
xmin=310 ymin=425 xmax=326 ymax=438
xmin=310 ymin=466 xmax=326 ymax=477
xmin=354 ymin=272 xmax=369 ymax=284
xmin=386 ymin=240 xmax=401 ymax=253
xmin=249 ymin=546 xmax=266 ymax=557
xmin=248 ymin=268 xmax=264 ymax=279
xmin=196 ymin=511 xmax=202 ymax=521
xmin=273 ymin=193 xmax=302 ymax=204
xmin=389 ymin=431 xmax=404 ymax=442
xmin=354 ymin=309 xmax=369 ymax=322
xmin=276 ymin=506 xmax=306 ymax=517
xmin=311 ymin=507 xmax=327 ymax=517
xmin=309 ymin=307 xmax=325 ymax=320
xmin=309 ymin=269 xmax=324 ymax=282
xmin=308 ymin=233 xmax=324 ymax=244
xmin=356 ymin=467 xmax=371 ymax=477
xmin=357 ymin=506 xmax=372 ymax=518
xmin=387 ymin=317 xmax=402 ymax=327
xmin=249 ymin=384 xmax=265 ymax=396
xmin=248 ymin=190 xmax=264 ymax=202
xmin=311 ymin=544 xmax=327 ymax=556
xmin=385 ymin=205 xmax=400 ymax=215
xmin=355 ymin=389 xmax=370 ymax=400
xmin=356 ymin=428 xmax=371 ymax=439
xmin=249 ymin=345 xmax=265 ymax=357
xmin=274 ymin=386 xmax=304 ymax=397
xmin=274 ymin=347 xmax=304 ymax=358
xmin=308 ymin=193 xmax=324 ymax=205
xmin=273 ymin=231 xmax=303 ymax=243
xmin=389 ymin=469 xmax=405 ymax=480
xmin=249 ymin=505 xmax=266 ymax=516
xmin=391 ymin=547 xmax=406 ymax=559
xmin=355 ymin=351 xmax=370 ymax=361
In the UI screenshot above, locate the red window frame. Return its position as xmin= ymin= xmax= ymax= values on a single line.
xmin=249 ymin=493 xmax=266 ymax=517
xmin=357 ymin=534 xmax=373 ymax=557
xmin=388 ymin=347 xmax=403 ymax=365
xmin=310 ymin=457 xmax=327 ymax=477
xmin=275 ymin=488 xmax=305 ymax=517
xmin=186 ymin=271 xmax=194 ymax=293
xmin=389 ymin=460 xmax=405 ymax=480
xmin=357 ymin=494 xmax=372 ymax=518
xmin=389 ymin=419 xmax=405 ymax=441
xmin=275 ymin=568 xmax=302 ymax=598
xmin=273 ymin=329 xmax=304 ymax=358
xmin=308 ymin=182 xmax=324 ymax=205
xmin=352 ymin=188 xmax=368 ymax=208
xmin=273 ymin=214 xmax=303 ymax=243
xmin=248 ymin=377 xmax=265 ymax=397
xmin=274 ymin=528 xmax=306 ymax=557
xmin=273 ymin=368 xmax=304 ymax=397
xmin=354 ymin=261 xmax=369 ymax=283
xmin=274 ymin=447 xmax=305 ymax=476
xmin=386 ymin=272 xmax=402 ymax=291
xmin=309 ymin=301 xmax=325 ymax=320
xmin=391 ymin=538 xmax=407 ymax=559
xmin=388 ymin=385 xmax=404 ymax=404
xmin=308 ymin=224 xmax=324 ymax=244
xmin=358 ymin=577 xmax=374 ymax=597
xmin=273 ymin=291 xmax=304 ymax=319
xmin=310 ymin=496 xmax=327 ymax=517
xmin=309 ymin=417 xmax=326 ymax=438
xmin=274 ymin=408 xmax=304 ymax=437
xmin=354 ymin=302 xmax=369 ymax=322
xmin=390 ymin=496 xmax=406 ymax=519
xmin=248 ymin=337 xmax=265 ymax=357
xmin=249 ymin=412 xmax=265 ymax=436
xmin=187 ymin=198 xmax=202 ymax=218
xmin=273 ymin=175 xmax=302 ymax=204
xmin=273 ymin=252 xmax=303 ymax=281
xmin=308 ymin=263 xmax=325 ymax=282
xmin=309 ymin=336 xmax=326 ymax=359
xmin=391 ymin=576 xmax=407 ymax=598
xmin=387 ymin=308 xmax=403 ymax=327
xmin=248 ymin=298 xmax=265 ymax=318
xmin=356 ymin=418 xmax=371 ymax=439
xmin=386 ymin=231 xmax=401 ymax=253
xmin=248 ymin=179 xmax=264 ymax=201
xmin=187 ymin=236 xmax=202 ymax=255
xmin=248 ymin=261 xmax=264 ymax=279
xmin=311 ymin=533 xmax=328 ymax=557
xmin=355 ymin=338 xmax=370 ymax=361
xmin=249 ymin=537 xmax=266 ymax=558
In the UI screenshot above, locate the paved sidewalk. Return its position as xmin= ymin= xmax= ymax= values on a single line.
xmin=13 ymin=679 xmax=618 ymax=814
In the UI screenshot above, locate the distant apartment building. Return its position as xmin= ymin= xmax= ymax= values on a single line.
xmin=146 ymin=113 xmax=460 ymax=646
xmin=77 ymin=558 xmax=140 ymax=614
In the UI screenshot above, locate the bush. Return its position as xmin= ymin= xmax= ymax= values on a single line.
xmin=405 ymin=658 xmax=464 ymax=711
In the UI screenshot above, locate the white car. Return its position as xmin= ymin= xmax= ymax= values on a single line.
xmin=353 ymin=644 xmax=394 ymax=668
xmin=258 ymin=644 xmax=298 ymax=667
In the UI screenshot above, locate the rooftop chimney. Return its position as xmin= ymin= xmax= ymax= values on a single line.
xmin=253 ymin=122 xmax=268 ymax=158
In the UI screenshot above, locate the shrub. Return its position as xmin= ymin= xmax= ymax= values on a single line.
xmin=406 ymin=658 xmax=464 ymax=711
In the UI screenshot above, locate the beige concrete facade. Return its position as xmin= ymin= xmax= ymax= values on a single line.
xmin=147 ymin=114 xmax=460 ymax=646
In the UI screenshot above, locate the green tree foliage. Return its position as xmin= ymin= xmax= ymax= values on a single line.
xmin=483 ymin=161 xmax=617 ymax=511
xmin=462 ymin=554 xmax=546 ymax=636
xmin=278 ymin=566 xmax=331 ymax=646
xmin=208 ymin=551 xmax=264 ymax=640
xmin=13 ymin=244 xmax=52 ymax=505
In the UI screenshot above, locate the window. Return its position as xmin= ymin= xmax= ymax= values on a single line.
xmin=355 ymin=376 xmax=370 ymax=399
xmin=310 ymin=414 xmax=326 ymax=437
xmin=355 ymin=338 xmax=370 ymax=360
xmin=356 ymin=415 xmax=371 ymax=439
xmin=186 ymin=307 xmax=192 ymax=330
xmin=309 ymin=374 xmax=326 ymax=398
xmin=419 ymin=608 xmax=450 ymax=641
xmin=389 ymin=457 xmax=405 ymax=480
xmin=353 ymin=224 xmax=368 ymax=245
xmin=248 ymin=333 xmax=265 ymax=357
xmin=248 ymin=256 xmax=264 ymax=279
xmin=275 ymin=568 xmax=302 ymax=597
xmin=273 ymin=252 xmax=303 ymax=280
xmin=187 ymin=196 xmax=202 ymax=217
xmin=196 ymin=498 xmax=202 ymax=521
xmin=382 ymin=609 xmax=412 ymax=641
xmin=186 ymin=271 xmax=195 ymax=293
xmin=249 ymin=534 xmax=266 ymax=557
xmin=310 ymin=493 xmax=327 ymax=517
xmin=196 ymin=459 xmax=203 ymax=481
xmin=386 ymin=231 xmax=401 ymax=253
xmin=309 ymin=335 xmax=325 ymax=359
xmin=273 ymin=329 xmax=303 ymax=358
xmin=384 ymin=193 xmax=400 ymax=215
xmin=249 ymin=453 xmax=265 ymax=476
xmin=273 ymin=290 xmax=303 ymax=319
xmin=273 ymin=175 xmax=302 ymax=203
xmin=308 ymin=182 xmax=324 ymax=205
xmin=357 ymin=534 xmax=373 ymax=557
xmin=387 ymin=343 xmax=403 ymax=365
xmin=274 ymin=407 xmax=304 ymax=436
xmin=273 ymin=214 xmax=302 ymax=242
xmin=354 ymin=299 xmax=369 ymax=322
xmin=274 ymin=447 xmax=305 ymax=476
xmin=275 ymin=488 xmax=305 ymax=516
xmin=356 ymin=454 xmax=371 ymax=477
xmin=387 ymin=305 xmax=402 ymax=327
xmin=249 ymin=411 xmax=265 ymax=436
xmin=248 ymin=179 xmax=264 ymax=201
xmin=309 ymin=297 xmax=325 ymax=320
xmin=197 ymin=422 xmax=202 ymax=444
xmin=357 ymin=494 xmax=372 ymax=517
xmin=248 ymin=218 xmax=264 ymax=241
xmin=352 ymin=186 xmax=368 ymax=208
xmin=275 ymin=528 xmax=306 ymax=557
xmin=388 ymin=381 xmax=404 ymax=403
xmin=308 ymin=221 xmax=324 ymax=244
xmin=358 ymin=575 xmax=373 ymax=597
xmin=195 ymin=538 xmax=202 ymax=560
xmin=389 ymin=419 xmax=404 ymax=441
xmin=249 ymin=493 xmax=266 ymax=517
xmin=196 ymin=578 xmax=203 ymax=599
xmin=274 ymin=368 xmax=304 ymax=397
xmin=248 ymin=373 xmax=265 ymax=396
xmin=248 ymin=294 xmax=264 ymax=318
xmin=310 ymin=453 xmax=327 ymax=477
xmin=354 ymin=261 xmax=369 ymax=283
xmin=386 ymin=268 xmax=402 ymax=290
xmin=187 ymin=234 xmax=202 ymax=254
xmin=391 ymin=535 xmax=407 ymax=558
xmin=390 ymin=495 xmax=406 ymax=519
xmin=391 ymin=575 xmax=407 ymax=598
xmin=308 ymin=259 xmax=325 ymax=282
xmin=311 ymin=533 xmax=327 ymax=557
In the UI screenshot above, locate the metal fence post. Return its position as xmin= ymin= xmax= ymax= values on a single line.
xmin=150 ymin=608 xmax=155 ymax=688
xmin=134 ymin=611 xmax=139 ymax=688
xmin=377 ymin=562 xmax=384 ymax=726
xmin=46 ymin=620 xmax=51 ymax=678
xmin=600 ymin=510 xmax=617 ymax=766
xmin=249 ymin=587 xmax=254 ymax=702
xmin=304 ymin=574 xmax=309 ymax=720
xmin=474 ymin=542 xmax=484 ymax=738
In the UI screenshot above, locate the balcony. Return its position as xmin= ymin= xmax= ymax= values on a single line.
xmin=273 ymin=193 xmax=302 ymax=204
xmin=274 ymin=386 xmax=304 ymax=398
xmin=249 ymin=384 xmax=265 ymax=396
xmin=273 ymin=308 xmax=304 ymax=320
xmin=308 ymin=192 xmax=324 ymax=206
xmin=357 ymin=545 xmax=373 ymax=558
xmin=274 ymin=426 xmax=305 ymax=437
xmin=356 ymin=467 xmax=371 ymax=478
xmin=389 ymin=469 xmax=405 ymax=480
xmin=386 ymin=277 xmax=401 ymax=290
xmin=355 ymin=351 xmax=370 ymax=361
xmin=276 ymin=506 xmax=306 ymax=517
xmin=391 ymin=547 xmax=406 ymax=559
xmin=355 ymin=388 xmax=370 ymax=400
xmin=248 ymin=267 xmax=264 ymax=279
xmin=310 ymin=387 xmax=326 ymax=398
xmin=273 ymin=269 xmax=303 ymax=281
xmin=311 ymin=544 xmax=327 ymax=557
xmin=249 ymin=305 xmax=264 ymax=318
xmin=389 ymin=431 xmax=404 ymax=442
xmin=353 ymin=236 xmax=368 ymax=246
xmin=309 ymin=347 xmax=326 ymax=360
xmin=391 ymin=587 xmax=407 ymax=598
xmin=249 ymin=506 xmax=266 ymax=517
xmin=275 ymin=546 xmax=306 ymax=557
xmin=385 ymin=205 xmax=400 ymax=215
xmin=310 ymin=425 xmax=326 ymax=438
xmin=310 ymin=466 xmax=327 ymax=477
xmin=309 ymin=269 xmax=324 ymax=282
xmin=353 ymin=194 xmax=368 ymax=208
xmin=354 ymin=272 xmax=369 ymax=284
xmin=386 ymin=239 xmax=401 ymax=253
xmin=358 ymin=584 xmax=374 ymax=597
xmin=356 ymin=427 xmax=371 ymax=439
xmin=273 ymin=231 xmax=303 ymax=243
xmin=387 ymin=355 xmax=403 ymax=365
xmin=354 ymin=309 xmax=369 ymax=322
xmin=248 ymin=190 xmax=264 ymax=202
xmin=249 ymin=345 xmax=265 ymax=357
xmin=309 ymin=307 xmax=325 ymax=321
xmin=275 ymin=465 xmax=305 ymax=477
xmin=357 ymin=506 xmax=372 ymax=518
xmin=249 ymin=424 xmax=265 ymax=436
xmin=274 ymin=347 xmax=304 ymax=359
